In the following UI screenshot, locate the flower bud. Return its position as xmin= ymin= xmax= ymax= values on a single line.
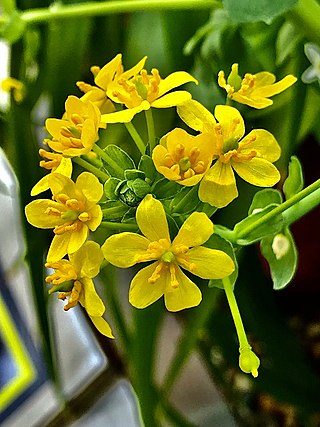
xmin=239 ymin=345 xmax=260 ymax=378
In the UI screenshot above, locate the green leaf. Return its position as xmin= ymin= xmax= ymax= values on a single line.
xmin=102 ymin=145 xmax=135 ymax=179
xmin=283 ymin=155 xmax=304 ymax=200
xmin=260 ymin=228 xmax=298 ymax=290
xmin=248 ymin=188 xmax=283 ymax=215
xmin=222 ymin=0 xmax=298 ymax=24
xmin=104 ymin=177 xmax=121 ymax=201
xmin=101 ymin=200 xmax=129 ymax=221
xmin=138 ymin=155 xmax=158 ymax=182
xmin=206 ymin=234 xmax=238 ymax=290
xmin=235 ymin=205 xmax=284 ymax=245
xmin=152 ymin=178 xmax=181 ymax=200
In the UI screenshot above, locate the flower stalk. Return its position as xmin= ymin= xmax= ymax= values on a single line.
xmin=222 ymin=276 xmax=260 ymax=377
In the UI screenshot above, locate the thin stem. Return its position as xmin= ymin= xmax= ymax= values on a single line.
xmin=236 ymin=179 xmax=320 ymax=240
xmin=222 ymin=276 xmax=248 ymax=349
xmin=92 ymin=144 xmax=124 ymax=178
xmin=100 ymin=221 xmax=138 ymax=231
xmin=124 ymin=121 xmax=146 ymax=155
xmin=72 ymin=156 xmax=109 ymax=181
xmin=5 ymin=0 xmax=220 ymax=26
xmin=145 ymin=109 xmax=156 ymax=153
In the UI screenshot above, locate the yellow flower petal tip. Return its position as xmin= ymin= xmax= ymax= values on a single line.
xmin=218 ymin=63 xmax=297 ymax=109
xmin=102 ymin=194 xmax=234 ymax=312
xmin=239 ymin=345 xmax=260 ymax=378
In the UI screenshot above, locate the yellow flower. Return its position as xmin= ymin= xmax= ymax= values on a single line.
xmin=1 ymin=77 xmax=25 ymax=103
xmin=102 ymin=195 xmax=234 ymax=311
xmin=45 ymin=95 xmax=105 ymax=157
xmin=101 ymin=56 xmax=198 ymax=123
xmin=152 ymin=128 xmax=214 ymax=186
xmin=218 ymin=63 xmax=297 ymax=109
xmin=45 ymin=241 xmax=113 ymax=338
xmin=25 ymin=172 xmax=103 ymax=262
xmin=77 ymin=53 xmax=123 ymax=113
xmin=31 ymin=149 xmax=73 ymax=196
xmin=177 ymin=100 xmax=281 ymax=208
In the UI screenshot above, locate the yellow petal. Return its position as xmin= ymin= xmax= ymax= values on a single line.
xmin=214 ymin=105 xmax=245 ymax=143
xmin=136 ymin=194 xmax=170 ymax=242
xmin=47 ymin=234 xmax=69 ymax=262
xmin=252 ymin=71 xmax=276 ymax=87
xmin=48 ymin=173 xmax=76 ymax=198
xmin=25 ymin=200 xmax=64 ymax=228
xmin=239 ymin=129 xmax=281 ymax=162
xmin=129 ymin=262 xmax=166 ymax=308
xmin=172 ymin=212 xmax=213 ymax=248
xmin=31 ymin=176 xmax=51 ymax=196
xmin=254 ymin=74 xmax=297 ymax=97
xmin=164 ymin=267 xmax=202 ymax=312
xmin=186 ymin=247 xmax=235 ymax=279
xmin=94 ymin=53 xmax=123 ymax=90
xmin=90 ymin=316 xmax=114 ymax=338
xmin=79 ymin=277 xmax=105 ymax=317
xmin=67 ymin=224 xmax=89 ymax=254
xmin=151 ymin=91 xmax=192 ymax=108
xmin=76 ymin=172 xmax=103 ymax=203
xmin=120 ymin=56 xmax=147 ymax=80
xmin=199 ymin=162 xmax=238 ymax=208
xmin=45 ymin=118 xmax=69 ymax=138
xmin=102 ymin=232 xmax=150 ymax=267
xmin=87 ymin=205 xmax=102 ymax=231
xmin=232 ymin=157 xmax=280 ymax=187
xmin=177 ymin=99 xmax=216 ymax=133
xmin=100 ymin=101 xmax=150 ymax=123
xmin=157 ymin=71 xmax=197 ymax=97
xmin=70 ymin=241 xmax=103 ymax=278
xmin=232 ymin=93 xmax=273 ymax=109
xmin=56 ymin=157 xmax=73 ymax=177
xmin=152 ymin=145 xmax=181 ymax=181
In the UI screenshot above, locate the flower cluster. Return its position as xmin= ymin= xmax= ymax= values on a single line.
xmin=25 ymin=53 xmax=297 ymax=376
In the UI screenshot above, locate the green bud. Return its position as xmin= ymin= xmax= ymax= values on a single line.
xmin=239 ymin=345 xmax=260 ymax=378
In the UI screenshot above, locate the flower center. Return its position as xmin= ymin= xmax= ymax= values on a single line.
xmin=164 ymin=144 xmax=206 ymax=180
xmin=45 ymin=194 xmax=90 ymax=235
xmin=39 ymin=148 xmax=63 ymax=171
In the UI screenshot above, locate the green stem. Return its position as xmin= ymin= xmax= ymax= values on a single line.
xmin=222 ymin=276 xmax=248 ymax=349
xmin=1 ymin=0 xmax=219 ymax=26
xmin=99 ymin=221 xmax=138 ymax=231
xmin=145 ymin=108 xmax=156 ymax=153
xmin=92 ymin=144 xmax=124 ymax=178
xmin=236 ymin=179 xmax=320 ymax=240
xmin=124 ymin=121 xmax=146 ymax=155
xmin=72 ymin=156 xmax=109 ymax=181
xmin=287 ymin=0 xmax=320 ymax=46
